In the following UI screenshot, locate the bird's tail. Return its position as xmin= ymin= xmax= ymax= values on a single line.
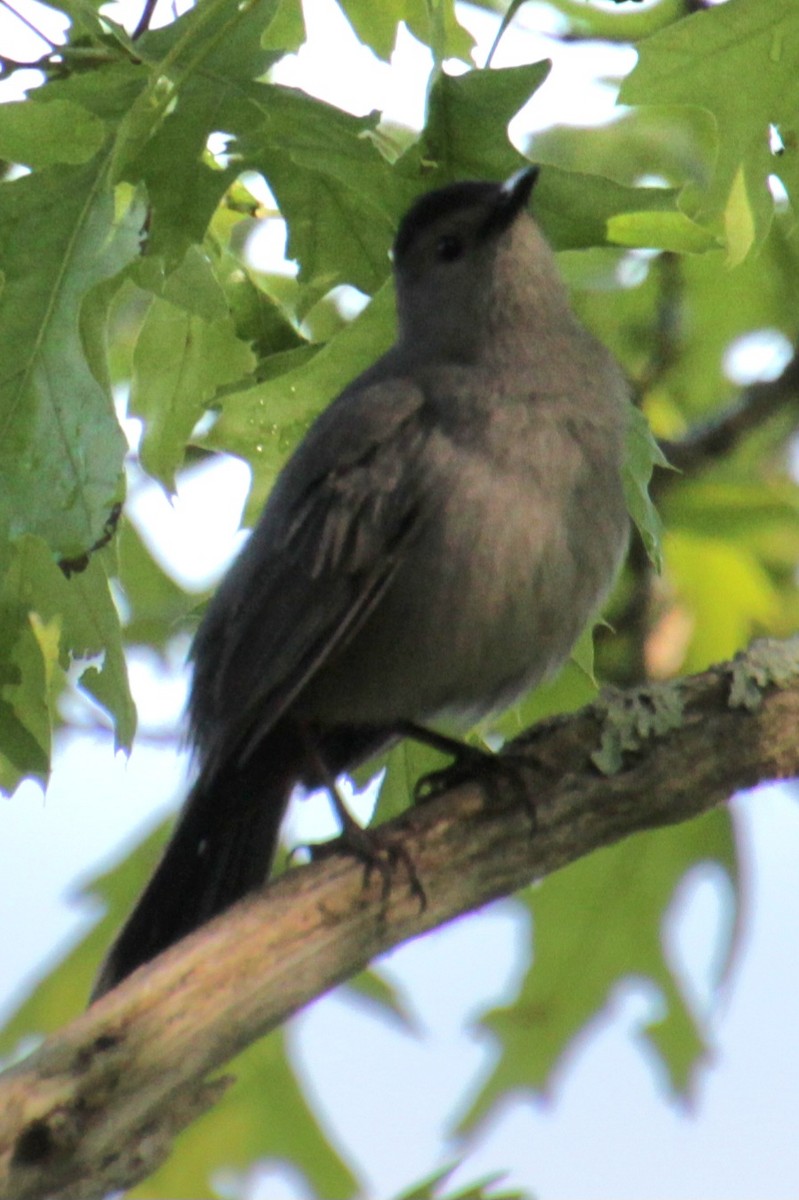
xmin=90 ymin=743 xmax=295 ymax=1001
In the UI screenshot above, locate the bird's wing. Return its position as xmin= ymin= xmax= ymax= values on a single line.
xmin=189 ymin=377 xmax=431 ymax=775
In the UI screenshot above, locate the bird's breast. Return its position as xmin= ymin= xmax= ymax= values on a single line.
xmin=298 ymin=410 xmax=628 ymax=728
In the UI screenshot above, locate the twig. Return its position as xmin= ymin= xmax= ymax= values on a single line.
xmin=132 ymin=0 xmax=159 ymax=41
xmin=0 ymin=53 xmax=51 ymax=76
xmin=0 ymin=0 xmax=57 ymax=51
xmin=484 ymin=0 xmax=524 ymax=68
xmin=657 ymin=350 xmax=799 ymax=487
xmin=636 ymin=251 xmax=684 ymax=397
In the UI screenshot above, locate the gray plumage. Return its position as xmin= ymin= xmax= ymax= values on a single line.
xmin=92 ymin=168 xmax=629 ymax=1000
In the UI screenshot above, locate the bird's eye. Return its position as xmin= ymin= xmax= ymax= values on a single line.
xmin=435 ymin=234 xmax=465 ymax=263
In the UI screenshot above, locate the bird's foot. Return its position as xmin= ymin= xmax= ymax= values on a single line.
xmin=402 ymin=723 xmax=536 ymax=830
xmin=301 ymin=782 xmax=426 ymax=912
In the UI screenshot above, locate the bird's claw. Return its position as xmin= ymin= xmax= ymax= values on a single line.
xmin=414 ymin=747 xmax=537 ymax=832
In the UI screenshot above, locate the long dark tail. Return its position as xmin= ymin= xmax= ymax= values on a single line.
xmin=90 ymin=742 xmax=296 ymax=1001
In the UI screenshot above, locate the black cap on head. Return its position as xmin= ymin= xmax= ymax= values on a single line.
xmin=393 ymin=166 xmax=540 ymax=264
xmin=394 ymin=181 xmax=498 ymax=262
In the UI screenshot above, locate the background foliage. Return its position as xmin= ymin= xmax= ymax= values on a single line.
xmin=1 ymin=0 xmax=799 ymax=1196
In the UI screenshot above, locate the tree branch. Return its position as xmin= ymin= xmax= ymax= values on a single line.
xmin=1 ymin=639 xmax=799 ymax=1200
xmin=657 ymin=349 xmax=799 ymax=486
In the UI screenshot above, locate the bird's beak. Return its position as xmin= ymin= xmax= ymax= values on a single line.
xmin=500 ymin=166 xmax=540 ymax=215
xmin=480 ymin=165 xmax=540 ymax=240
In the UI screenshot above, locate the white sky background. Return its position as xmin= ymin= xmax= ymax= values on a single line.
xmin=2 ymin=0 xmax=799 ymax=1197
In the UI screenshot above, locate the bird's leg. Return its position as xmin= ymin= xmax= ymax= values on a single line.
xmin=397 ymin=721 xmax=535 ymax=822
xmin=395 ymin=722 xmax=492 ymax=765
xmin=299 ymin=726 xmax=426 ymax=909
xmin=396 ymin=721 xmax=497 ymax=801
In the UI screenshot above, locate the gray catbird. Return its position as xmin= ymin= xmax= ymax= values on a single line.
xmin=92 ymin=167 xmax=630 ymax=999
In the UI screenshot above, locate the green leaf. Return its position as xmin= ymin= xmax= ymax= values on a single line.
xmin=529 ymin=104 xmax=717 ymax=194
xmin=334 ymin=0 xmax=474 ymax=64
xmin=59 ymin=559 xmax=137 ymax=753
xmin=607 ymin=210 xmax=720 ymax=254
xmin=344 ymin=969 xmax=415 ymax=1030
xmin=373 ymin=738 xmax=448 ymax=825
xmin=242 ymin=86 xmax=399 ymax=292
xmin=0 ymin=99 xmax=106 ymax=168
xmin=79 ymin=272 xmax=130 ymax=396
xmin=624 ymin=406 xmax=669 ymax=571
xmin=488 ymin=651 xmax=600 ymax=745
xmin=570 ymin=222 xmax=799 ymax=426
xmin=421 ymin=62 xmax=551 ymax=181
xmin=158 ymin=244 xmax=230 ymax=321
xmin=207 ymin=280 xmax=397 ymax=481
xmin=723 ymin=163 xmax=759 ymax=267
xmin=131 ymin=293 xmax=256 ymax=490
xmin=535 ymin=166 xmax=680 ymax=252
xmin=664 ymin=530 xmax=781 ymax=673
xmin=620 ymin=0 xmax=799 ymax=260
xmin=56 ymin=0 xmax=132 ymax=45
xmin=262 ymin=0 xmax=306 ymax=51
xmin=392 ymin=1161 xmax=526 ymax=1200
xmin=0 ymin=536 xmax=135 ymax=788
xmin=408 ymin=0 xmax=475 ymax=65
xmin=123 ymin=133 xmax=235 ymax=272
xmin=206 ymin=228 xmax=306 ymax=360
xmin=0 ymin=609 xmax=55 ymax=793
xmin=27 ymin=61 xmax=148 ymax=123
xmin=539 ymin=0 xmax=688 ymax=41
xmin=0 ymin=160 xmax=143 ymax=559
xmin=130 ymin=1030 xmax=355 ymax=1199
xmin=418 ymin=70 xmax=712 ymax=255
xmin=114 ymin=0 xmax=283 ymax=264
xmin=111 ymin=0 xmax=279 ymax=180
xmin=461 ymin=810 xmax=739 ymax=1128
xmin=662 ymin=480 xmax=799 ymax=542
xmin=568 ymin=621 xmax=598 ymax=686
xmin=333 ymin=0 xmax=406 ymax=61
xmin=116 ymin=519 xmax=197 ymax=649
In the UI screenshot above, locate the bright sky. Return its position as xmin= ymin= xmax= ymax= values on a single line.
xmin=1 ymin=1 xmax=798 ymax=1198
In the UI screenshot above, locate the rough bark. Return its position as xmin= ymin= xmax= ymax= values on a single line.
xmin=1 ymin=637 xmax=798 ymax=1200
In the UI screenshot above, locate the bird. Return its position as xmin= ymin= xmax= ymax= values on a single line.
xmin=91 ymin=166 xmax=630 ymax=1000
